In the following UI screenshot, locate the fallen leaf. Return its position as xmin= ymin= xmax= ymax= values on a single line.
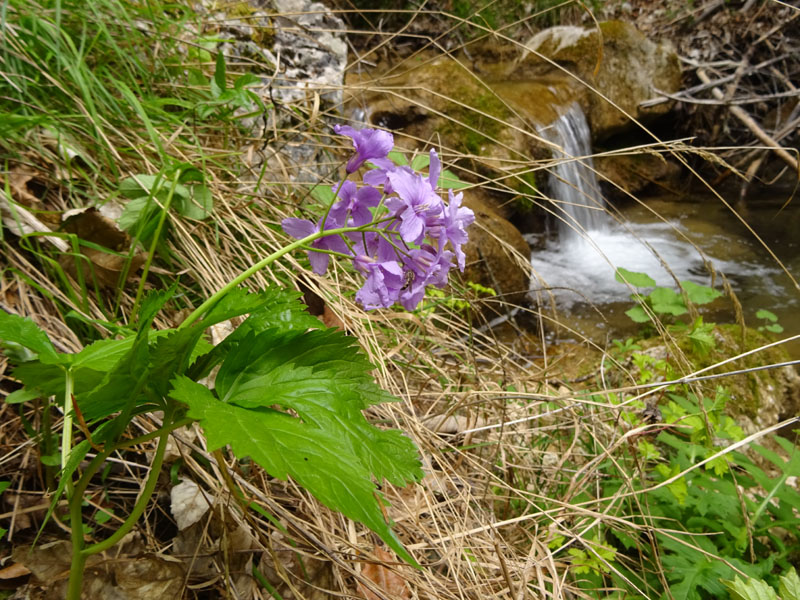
xmin=0 ymin=562 xmax=31 ymax=580
xmin=357 ymin=547 xmax=410 ymax=600
xmin=59 ymin=207 xmax=146 ymax=287
xmin=170 ymin=479 xmax=212 ymax=531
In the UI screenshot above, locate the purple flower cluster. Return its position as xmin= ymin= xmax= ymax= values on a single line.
xmin=282 ymin=125 xmax=475 ymax=311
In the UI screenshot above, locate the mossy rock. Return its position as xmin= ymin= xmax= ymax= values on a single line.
xmin=637 ymin=323 xmax=799 ymax=433
xmin=522 ymin=21 xmax=682 ymax=140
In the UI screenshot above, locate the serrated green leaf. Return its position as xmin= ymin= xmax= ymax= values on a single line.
xmin=70 ymin=336 xmax=137 ymax=371
xmin=615 ymin=268 xmax=656 ymax=288
xmin=650 ymin=287 xmax=687 ymax=316
xmin=147 ymin=326 xmax=210 ymax=398
xmin=779 ymin=567 xmax=800 ymax=600
xmin=681 ymin=280 xmax=722 ymax=305
xmin=137 ymin=285 xmax=178 ymax=332
xmin=171 ymin=377 xmax=420 ymax=565
xmin=214 ymin=329 xmax=412 ymax=483
xmin=188 ymin=288 xmax=325 ymax=382
xmin=688 ymin=318 xmax=716 ymax=356
xmin=0 ymin=311 xmax=61 ymax=365
xmin=722 ymin=576 xmax=777 ymax=600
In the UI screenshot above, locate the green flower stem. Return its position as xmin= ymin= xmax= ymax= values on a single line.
xmin=180 ymin=225 xmax=382 ymax=329
xmin=65 ymin=415 xmax=190 ymax=600
xmin=66 ymin=498 xmax=88 ymax=600
xmin=62 ymin=369 xmax=75 ymax=497
xmin=131 ymin=169 xmax=182 ymax=317
xmin=79 ymin=420 xmax=170 ymax=557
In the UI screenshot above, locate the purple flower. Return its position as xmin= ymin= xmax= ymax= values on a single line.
xmin=398 ymin=245 xmax=454 ymax=310
xmin=334 ymin=124 xmax=395 ymax=173
xmin=385 ymin=170 xmax=444 ymax=244
xmin=282 ymin=216 xmax=351 ymax=275
xmin=329 ymin=180 xmax=382 ymax=227
xmin=355 ymin=259 xmax=404 ymax=310
xmin=426 ymin=149 xmax=441 ymax=192
xmin=430 ymin=190 xmax=475 ymax=271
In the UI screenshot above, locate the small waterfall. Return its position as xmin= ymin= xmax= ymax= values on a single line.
xmin=540 ymin=103 xmax=607 ymax=240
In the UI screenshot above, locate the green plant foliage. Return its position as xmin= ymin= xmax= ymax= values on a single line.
xmin=723 ymin=575 xmax=778 ymax=600
xmin=171 ymin=374 xmax=420 ymax=564
xmin=0 ymin=287 xmax=423 ymax=577
xmin=755 ymin=309 xmax=784 ymax=334
xmin=615 ymin=267 xmax=656 ymax=288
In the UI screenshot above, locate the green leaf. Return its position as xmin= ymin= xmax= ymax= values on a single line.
xmin=439 ymin=169 xmax=471 ymax=190
xmin=764 ymin=323 xmax=784 ymax=333
xmin=174 ymin=184 xmax=213 ymax=220
xmin=625 ymin=305 xmax=650 ymax=323
xmin=656 ymin=463 xmax=688 ymax=505
xmin=5 ymin=388 xmax=41 ymax=404
xmin=681 ymin=280 xmax=722 ymax=305
xmin=410 ymin=153 xmax=430 ymax=171
xmin=119 ymin=174 xmax=162 ymax=200
xmin=118 ymin=195 xmax=160 ymax=239
xmin=36 ymin=440 xmax=91 ymax=544
xmin=756 ymin=309 xmax=778 ymax=322
xmin=650 ymin=287 xmax=687 ymax=316
xmin=211 ymin=51 xmax=226 ymax=98
xmin=310 ymin=184 xmax=335 ymax=205
xmin=171 ymin=377 xmax=420 ymax=565
xmin=0 ymin=481 xmax=10 ymax=494
xmin=188 ymin=288 xmax=324 ymax=381
xmin=615 ymin=268 xmax=655 ymax=288
xmin=722 ymin=576 xmax=777 ymax=600
xmin=69 ymin=336 xmax=138 ymax=371
xmin=688 ymin=318 xmax=716 ymax=356
xmin=387 ymin=150 xmax=409 ymax=166
xmin=0 ymin=311 xmax=61 ymax=365
xmin=779 ymin=567 xmax=800 ymax=600
xmin=660 ymin=535 xmax=731 ymax=599
xmin=137 ymin=285 xmax=178 ymax=332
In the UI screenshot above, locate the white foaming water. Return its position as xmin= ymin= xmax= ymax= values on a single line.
xmin=530 ymin=104 xmax=785 ymax=309
xmin=539 ymin=103 xmax=609 ymax=241
xmin=529 ymin=221 xmax=777 ymax=308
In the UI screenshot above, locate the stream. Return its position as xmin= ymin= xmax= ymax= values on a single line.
xmin=529 ymin=195 xmax=800 ymax=358
xmin=528 ymin=105 xmax=800 ymax=358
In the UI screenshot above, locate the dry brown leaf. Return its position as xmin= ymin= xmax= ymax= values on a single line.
xmin=357 ymin=547 xmax=410 ymax=600
xmin=0 ymin=562 xmax=31 ymax=580
xmin=58 ymin=208 xmax=146 ymax=288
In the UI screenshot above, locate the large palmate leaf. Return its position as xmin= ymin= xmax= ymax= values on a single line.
xmin=170 ymin=327 xmax=422 ymax=564
xmin=215 ymin=329 xmax=407 ymax=480
xmin=187 ymin=287 xmax=333 ymax=382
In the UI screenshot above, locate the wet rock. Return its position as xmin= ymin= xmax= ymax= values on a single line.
xmin=460 ymin=190 xmax=531 ymax=310
xmin=595 ymin=152 xmax=684 ymax=196
xmin=522 ymin=21 xmax=682 ymax=140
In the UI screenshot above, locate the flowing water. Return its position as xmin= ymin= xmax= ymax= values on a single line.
xmin=530 ymin=105 xmax=800 ymax=357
